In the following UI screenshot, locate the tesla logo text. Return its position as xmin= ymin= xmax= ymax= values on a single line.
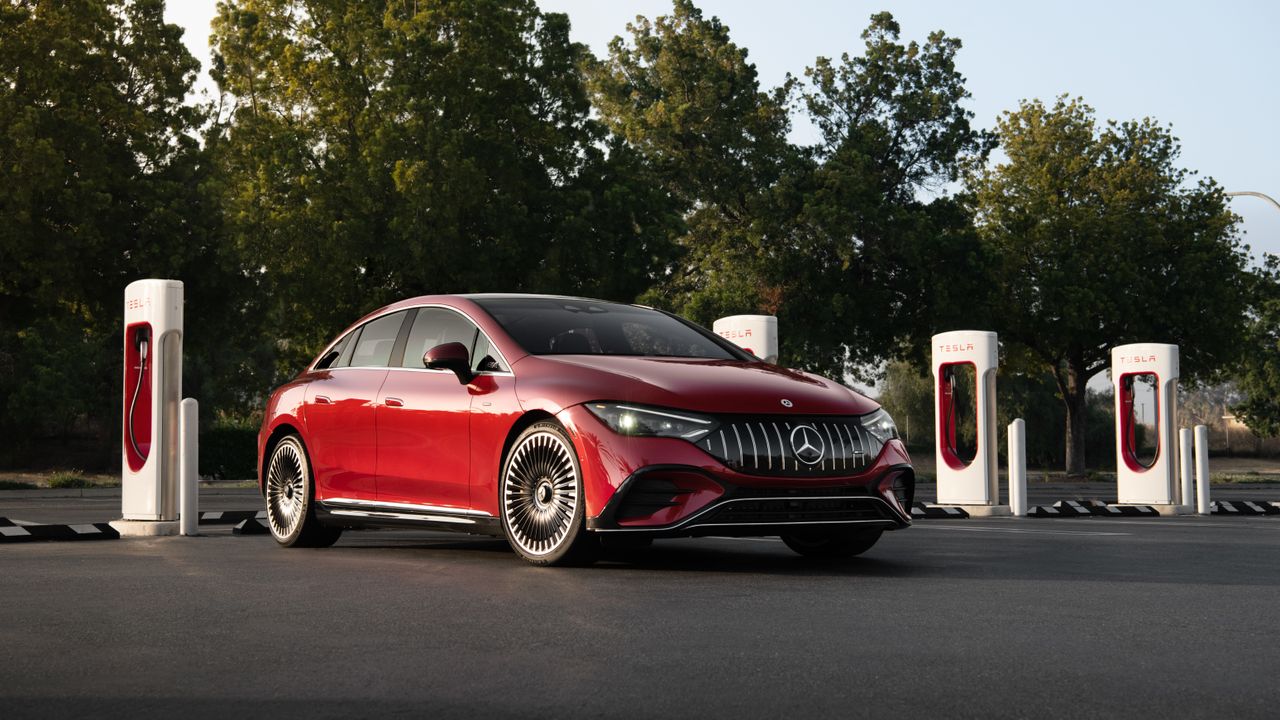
xmin=718 ymin=328 xmax=753 ymax=339
xmin=1119 ymin=355 xmax=1157 ymax=364
xmin=790 ymin=425 xmax=826 ymax=465
xmin=937 ymin=342 xmax=974 ymax=353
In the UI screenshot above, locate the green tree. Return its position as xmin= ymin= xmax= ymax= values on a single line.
xmin=587 ymin=0 xmax=793 ymax=332
xmin=590 ymin=7 xmax=989 ymax=380
xmin=786 ymin=12 xmax=992 ymax=376
xmin=968 ymin=97 xmax=1252 ymax=475
xmin=210 ymin=0 xmax=679 ymax=379
xmin=1233 ymin=257 xmax=1280 ymax=436
xmin=0 ymin=0 xmax=213 ymax=458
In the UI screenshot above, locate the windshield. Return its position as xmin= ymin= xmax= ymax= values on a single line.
xmin=472 ymin=298 xmax=745 ymax=359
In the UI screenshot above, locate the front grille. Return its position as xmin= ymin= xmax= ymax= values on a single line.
xmin=700 ymin=497 xmax=891 ymax=525
xmin=696 ymin=417 xmax=883 ymax=477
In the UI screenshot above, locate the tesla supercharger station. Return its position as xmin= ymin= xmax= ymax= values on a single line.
xmin=112 ymin=279 xmax=184 ymax=535
xmin=713 ymin=315 xmax=778 ymax=363
xmin=932 ymin=331 xmax=1003 ymax=512
xmin=1112 ymin=343 xmax=1184 ymax=513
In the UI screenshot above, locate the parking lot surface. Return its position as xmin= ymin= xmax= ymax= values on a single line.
xmin=3 ymin=492 xmax=1280 ymax=719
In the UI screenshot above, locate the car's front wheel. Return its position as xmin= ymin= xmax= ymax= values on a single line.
xmin=264 ymin=435 xmax=342 ymax=548
xmin=500 ymin=421 xmax=596 ymax=566
xmin=781 ymin=528 xmax=882 ymax=558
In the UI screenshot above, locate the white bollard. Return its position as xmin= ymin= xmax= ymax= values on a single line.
xmin=1008 ymin=419 xmax=1027 ymax=517
xmin=1179 ymin=427 xmax=1194 ymax=511
xmin=180 ymin=398 xmax=199 ymax=536
xmin=1194 ymin=424 xmax=1210 ymax=516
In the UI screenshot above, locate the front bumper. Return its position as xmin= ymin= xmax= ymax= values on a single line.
xmin=558 ymin=405 xmax=914 ymax=538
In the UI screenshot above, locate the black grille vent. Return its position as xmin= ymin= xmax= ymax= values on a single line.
xmin=696 ymin=417 xmax=883 ymax=477
xmin=703 ymin=497 xmax=891 ymax=525
xmin=615 ymin=476 xmax=691 ymax=520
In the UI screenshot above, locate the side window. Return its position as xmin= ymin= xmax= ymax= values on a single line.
xmin=335 ymin=327 xmax=361 ymax=368
xmin=402 ymin=308 xmax=480 ymax=369
xmin=471 ymin=333 xmax=508 ymax=373
xmin=348 ymin=311 xmax=409 ymax=368
xmin=314 ymin=334 xmax=349 ymax=370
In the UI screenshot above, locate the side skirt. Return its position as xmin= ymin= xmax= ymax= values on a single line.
xmin=316 ymin=498 xmax=503 ymax=537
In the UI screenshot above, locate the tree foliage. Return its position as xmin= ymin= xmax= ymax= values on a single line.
xmin=968 ymin=97 xmax=1253 ymax=474
xmin=3 ymin=0 xmax=1274 ymax=475
xmin=210 ymin=0 xmax=682 ymax=378
xmin=1233 ymin=257 xmax=1280 ymax=436
xmin=0 ymin=0 xmax=220 ymax=455
xmin=590 ymin=7 xmax=990 ymax=379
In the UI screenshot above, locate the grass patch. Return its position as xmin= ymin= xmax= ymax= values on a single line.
xmin=0 ymin=479 xmax=37 ymax=490
xmin=47 ymin=470 xmax=93 ymax=488
xmin=1212 ymin=472 xmax=1280 ymax=484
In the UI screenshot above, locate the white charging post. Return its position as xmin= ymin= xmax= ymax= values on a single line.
xmin=712 ymin=315 xmax=778 ymax=364
xmin=1008 ymin=419 xmax=1027 ymax=517
xmin=931 ymin=331 xmax=1004 ymax=515
xmin=180 ymin=398 xmax=199 ymax=536
xmin=1179 ymin=427 xmax=1194 ymax=513
xmin=1194 ymin=424 xmax=1211 ymax=515
xmin=111 ymin=279 xmax=184 ymax=537
xmin=1112 ymin=343 xmax=1184 ymax=515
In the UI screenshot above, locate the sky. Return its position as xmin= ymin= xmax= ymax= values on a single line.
xmin=166 ymin=1 xmax=1280 ymax=262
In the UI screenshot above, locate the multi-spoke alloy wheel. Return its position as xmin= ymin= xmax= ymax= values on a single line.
xmin=264 ymin=435 xmax=341 ymax=548
xmin=501 ymin=422 xmax=593 ymax=565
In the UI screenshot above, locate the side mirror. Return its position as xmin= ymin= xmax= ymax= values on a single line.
xmin=424 ymin=342 xmax=473 ymax=385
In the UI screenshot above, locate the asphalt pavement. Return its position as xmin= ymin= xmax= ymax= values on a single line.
xmin=2 ymin=490 xmax=1280 ymax=719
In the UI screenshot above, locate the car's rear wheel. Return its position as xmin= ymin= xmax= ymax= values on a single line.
xmin=781 ymin=528 xmax=882 ymax=558
xmin=500 ymin=421 xmax=596 ymax=566
xmin=265 ymin=435 xmax=341 ymax=548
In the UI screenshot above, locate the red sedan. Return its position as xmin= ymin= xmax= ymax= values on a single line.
xmin=258 ymin=295 xmax=914 ymax=565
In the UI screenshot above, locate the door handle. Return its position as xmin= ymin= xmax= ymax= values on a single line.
xmin=384 ymin=397 xmax=404 ymax=408
xmin=314 ymin=395 xmax=332 ymax=405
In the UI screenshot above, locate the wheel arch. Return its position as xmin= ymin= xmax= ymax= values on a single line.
xmin=260 ymin=422 xmax=304 ymax=496
xmin=498 ymin=410 xmax=560 ymax=476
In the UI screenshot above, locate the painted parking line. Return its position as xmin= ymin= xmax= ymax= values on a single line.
xmin=911 ymin=525 xmax=1131 ymax=537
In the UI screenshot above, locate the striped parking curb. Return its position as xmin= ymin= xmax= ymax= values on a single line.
xmin=0 ymin=519 xmax=119 ymax=543
xmin=1211 ymin=500 xmax=1280 ymax=516
xmin=910 ymin=503 xmax=970 ymax=519
xmin=198 ymin=510 xmax=267 ymax=525
xmin=233 ymin=518 xmax=271 ymax=535
xmin=1028 ymin=501 xmax=1159 ymax=518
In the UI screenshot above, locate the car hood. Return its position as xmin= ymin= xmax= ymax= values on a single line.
xmin=518 ymin=355 xmax=880 ymax=416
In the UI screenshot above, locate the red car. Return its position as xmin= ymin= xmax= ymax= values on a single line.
xmin=258 ymin=295 xmax=914 ymax=565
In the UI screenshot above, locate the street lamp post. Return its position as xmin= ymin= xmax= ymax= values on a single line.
xmin=1225 ymin=191 xmax=1280 ymax=213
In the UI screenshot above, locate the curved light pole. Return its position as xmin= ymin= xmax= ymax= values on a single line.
xmin=1226 ymin=191 xmax=1280 ymax=214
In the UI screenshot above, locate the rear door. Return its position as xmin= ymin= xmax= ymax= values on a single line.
xmin=375 ymin=307 xmax=478 ymax=509
xmin=304 ymin=310 xmax=411 ymax=501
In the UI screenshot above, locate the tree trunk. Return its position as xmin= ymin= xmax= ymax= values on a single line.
xmin=1062 ymin=360 xmax=1089 ymax=478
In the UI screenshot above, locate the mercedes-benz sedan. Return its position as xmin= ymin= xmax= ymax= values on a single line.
xmin=258 ymin=294 xmax=913 ymax=565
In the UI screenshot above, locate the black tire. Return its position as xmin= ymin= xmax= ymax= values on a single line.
xmin=781 ymin=528 xmax=882 ymax=558
xmin=264 ymin=435 xmax=342 ymax=548
xmin=499 ymin=421 xmax=597 ymax=566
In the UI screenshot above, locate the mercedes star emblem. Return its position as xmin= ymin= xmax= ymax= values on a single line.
xmin=789 ymin=424 xmax=826 ymax=465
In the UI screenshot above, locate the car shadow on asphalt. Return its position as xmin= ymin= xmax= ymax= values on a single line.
xmin=324 ymin=529 xmax=1280 ymax=585
xmin=331 ymin=531 xmax=926 ymax=578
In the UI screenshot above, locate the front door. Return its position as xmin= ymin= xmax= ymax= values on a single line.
xmin=375 ymin=308 xmax=480 ymax=509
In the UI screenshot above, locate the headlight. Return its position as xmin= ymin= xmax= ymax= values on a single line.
xmin=584 ymin=403 xmax=719 ymax=442
xmin=861 ymin=408 xmax=899 ymax=443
